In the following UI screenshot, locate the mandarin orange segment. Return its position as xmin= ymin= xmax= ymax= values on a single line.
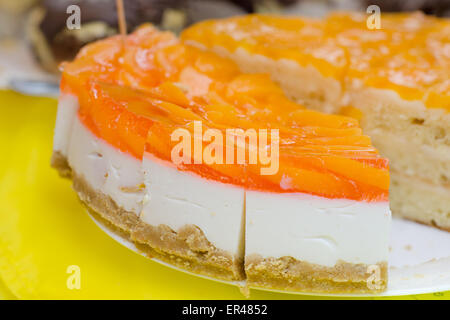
xmin=318 ymin=156 xmax=389 ymax=190
xmin=288 ymin=110 xmax=359 ymax=129
xmin=250 ymin=164 xmax=361 ymax=200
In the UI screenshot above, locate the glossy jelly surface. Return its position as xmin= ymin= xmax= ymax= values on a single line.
xmin=182 ymin=13 xmax=450 ymax=110
xmin=61 ymin=25 xmax=389 ymax=201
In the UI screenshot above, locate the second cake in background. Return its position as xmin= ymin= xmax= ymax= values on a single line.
xmin=182 ymin=12 xmax=450 ymax=231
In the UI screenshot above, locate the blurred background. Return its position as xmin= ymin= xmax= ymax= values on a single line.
xmin=0 ymin=0 xmax=449 ymax=93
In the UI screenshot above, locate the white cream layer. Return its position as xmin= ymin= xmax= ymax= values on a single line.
xmin=67 ymin=117 xmax=145 ymax=213
xmin=54 ymin=93 xmax=390 ymax=266
xmin=246 ymin=191 xmax=391 ymax=267
xmin=141 ymin=155 xmax=245 ymax=257
xmin=53 ymin=93 xmax=144 ymax=213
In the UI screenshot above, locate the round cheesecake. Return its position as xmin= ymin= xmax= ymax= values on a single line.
xmin=52 ymin=25 xmax=391 ymax=293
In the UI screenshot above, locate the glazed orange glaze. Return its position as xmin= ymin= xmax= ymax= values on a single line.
xmin=182 ymin=12 xmax=450 ymax=111
xmin=61 ymin=25 xmax=388 ymax=201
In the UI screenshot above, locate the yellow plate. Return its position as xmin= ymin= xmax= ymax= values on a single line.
xmin=0 ymin=90 xmax=447 ymax=300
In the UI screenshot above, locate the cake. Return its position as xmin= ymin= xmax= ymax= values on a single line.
xmin=52 ymin=25 xmax=390 ymax=293
xmin=182 ymin=12 xmax=450 ymax=231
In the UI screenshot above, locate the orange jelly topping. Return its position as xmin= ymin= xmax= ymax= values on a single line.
xmin=61 ymin=25 xmax=389 ymax=202
xmin=182 ymin=12 xmax=450 ymax=110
